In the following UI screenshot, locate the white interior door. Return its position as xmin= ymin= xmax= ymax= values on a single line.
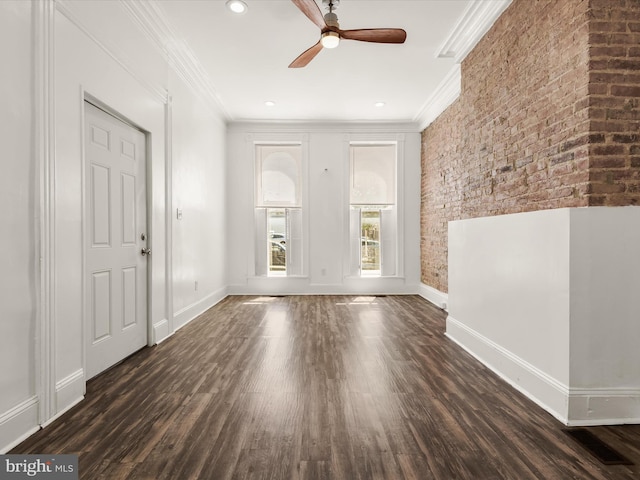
xmin=84 ymin=101 xmax=148 ymax=379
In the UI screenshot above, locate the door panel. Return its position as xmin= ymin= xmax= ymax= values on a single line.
xmin=85 ymin=101 xmax=147 ymax=379
xmin=92 ymin=270 xmax=112 ymax=342
xmin=121 ymin=173 xmax=136 ymax=245
xmin=91 ymin=164 xmax=111 ymax=246
xmin=122 ymin=267 xmax=137 ymax=328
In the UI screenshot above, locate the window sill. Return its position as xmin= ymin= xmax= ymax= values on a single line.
xmin=343 ymin=275 xmax=406 ymax=280
xmin=253 ymin=275 xmax=309 ymax=280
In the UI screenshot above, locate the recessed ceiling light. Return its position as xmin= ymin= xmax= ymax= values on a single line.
xmin=226 ymin=0 xmax=248 ymax=15
xmin=375 ymin=102 xmax=386 ymax=107
xmin=264 ymin=101 xmax=276 ymax=107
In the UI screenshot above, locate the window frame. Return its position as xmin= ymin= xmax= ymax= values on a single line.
xmin=345 ymin=137 xmax=404 ymax=278
xmin=252 ymin=139 xmax=308 ymax=278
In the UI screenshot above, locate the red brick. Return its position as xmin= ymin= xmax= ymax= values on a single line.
xmin=590 ymin=157 xmax=627 ymax=169
xmin=588 ymin=182 xmax=627 ymax=194
xmin=603 ymin=193 xmax=640 ymax=206
xmin=420 ymin=0 xmax=638 ymax=290
xmin=591 ymin=72 xmax=640 ymax=84
xmin=589 ymin=22 xmax=628 ymax=34
xmin=612 ymin=133 xmax=640 ymax=143
xmin=611 ymin=85 xmax=640 ymax=97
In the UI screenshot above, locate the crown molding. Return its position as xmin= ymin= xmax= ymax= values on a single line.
xmin=120 ymin=0 xmax=231 ymax=120
xmin=55 ymin=0 xmax=168 ymax=103
xmin=415 ymin=64 xmax=461 ymax=131
xmin=437 ymin=0 xmax=512 ymax=63
xmin=416 ymin=0 xmax=512 ymax=130
xmin=227 ymin=121 xmax=422 ymax=135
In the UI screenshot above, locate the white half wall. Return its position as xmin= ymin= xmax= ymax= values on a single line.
xmin=447 ymin=208 xmax=572 ymax=421
xmin=568 ymin=206 xmax=640 ymax=424
xmin=447 ymin=207 xmax=640 ymax=425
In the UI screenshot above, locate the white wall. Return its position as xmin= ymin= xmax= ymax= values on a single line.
xmin=226 ymin=124 xmax=422 ymax=295
xmin=54 ymin=5 xmax=167 ymax=406
xmin=1 ymin=0 xmax=227 ymax=453
xmin=447 ymin=207 xmax=640 ymax=425
xmin=170 ymin=70 xmax=228 ymax=330
xmin=0 ymin=0 xmax=39 ymax=452
xmin=568 ymin=207 xmax=640 ymax=423
xmin=447 ymin=209 xmax=572 ymax=420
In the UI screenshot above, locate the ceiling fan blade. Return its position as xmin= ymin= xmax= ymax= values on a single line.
xmin=291 ymin=0 xmax=327 ymax=30
xmin=340 ymin=28 xmax=407 ymax=44
xmin=289 ymin=41 xmax=324 ymax=68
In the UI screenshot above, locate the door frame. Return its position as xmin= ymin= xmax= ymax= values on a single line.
xmin=80 ymin=92 xmax=152 ymax=388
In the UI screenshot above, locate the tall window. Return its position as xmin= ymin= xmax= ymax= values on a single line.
xmin=255 ymin=144 xmax=303 ymax=276
xmin=349 ymin=143 xmax=397 ymax=277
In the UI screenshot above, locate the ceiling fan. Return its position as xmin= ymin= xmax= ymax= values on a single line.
xmin=289 ymin=0 xmax=407 ymax=68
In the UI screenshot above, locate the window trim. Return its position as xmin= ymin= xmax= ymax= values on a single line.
xmin=343 ymin=135 xmax=405 ymax=279
xmin=251 ymin=137 xmax=309 ymax=278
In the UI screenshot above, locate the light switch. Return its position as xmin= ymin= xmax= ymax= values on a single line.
xmin=177 ymin=208 xmax=183 ymax=220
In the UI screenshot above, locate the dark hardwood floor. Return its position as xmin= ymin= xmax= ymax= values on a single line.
xmin=12 ymin=295 xmax=640 ymax=479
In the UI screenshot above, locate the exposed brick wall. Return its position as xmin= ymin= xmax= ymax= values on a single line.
xmin=420 ymin=0 xmax=640 ymax=292
xmin=587 ymin=0 xmax=640 ymax=205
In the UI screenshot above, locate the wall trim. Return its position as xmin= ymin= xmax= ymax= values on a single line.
xmin=418 ymin=283 xmax=448 ymax=311
xmin=55 ymin=0 xmax=167 ymax=103
xmin=153 ymin=319 xmax=171 ymax=344
xmin=436 ymin=0 xmax=513 ymax=63
xmin=54 ymin=369 xmax=84 ymax=419
xmin=445 ymin=315 xmax=570 ymax=424
xmin=35 ymin=0 xmax=57 ymax=427
xmin=0 ymin=397 xmax=40 ymax=454
xmin=164 ymin=95 xmax=174 ymax=338
xmin=566 ymin=388 xmax=640 ymax=426
xmin=416 ymin=64 xmax=461 ymax=130
xmin=173 ymin=287 xmax=229 ymax=332
xmin=229 ymin=277 xmax=417 ymax=296
xmin=40 ymin=397 xmax=84 ymax=430
xmin=227 ymin=122 xmax=422 ymax=134
xmin=120 ymin=0 xmax=229 ymax=119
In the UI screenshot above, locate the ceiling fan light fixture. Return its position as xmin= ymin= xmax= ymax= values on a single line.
xmin=320 ymin=31 xmax=340 ymax=49
xmin=225 ymin=0 xmax=248 ymax=15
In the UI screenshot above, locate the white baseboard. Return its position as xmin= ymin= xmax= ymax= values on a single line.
xmin=418 ymin=283 xmax=448 ymax=310
xmin=55 ymin=369 xmax=84 ymax=419
xmin=0 ymin=396 xmax=40 ymax=454
xmin=445 ymin=315 xmax=570 ymax=424
xmin=446 ymin=315 xmax=640 ymax=426
xmin=567 ymin=389 xmax=640 ymax=426
xmin=228 ymin=277 xmax=416 ymax=296
xmin=173 ymin=286 xmax=228 ymax=331
xmin=153 ymin=318 xmax=170 ymax=344
xmin=42 ymin=397 xmax=84 ymax=429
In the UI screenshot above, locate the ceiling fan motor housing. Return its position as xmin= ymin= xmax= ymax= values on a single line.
xmin=324 ymin=12 xmax=339 ymax=29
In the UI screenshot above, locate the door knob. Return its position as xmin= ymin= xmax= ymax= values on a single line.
xmin=141 ymin=248 xmax=151 ymax=256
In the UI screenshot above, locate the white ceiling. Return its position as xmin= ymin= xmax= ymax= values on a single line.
xmin=149 ymin=0 xmax=511 ymax=124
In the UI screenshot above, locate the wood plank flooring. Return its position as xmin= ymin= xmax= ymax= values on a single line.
xmin=12 ymin=295 xmax=640 ymax=479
